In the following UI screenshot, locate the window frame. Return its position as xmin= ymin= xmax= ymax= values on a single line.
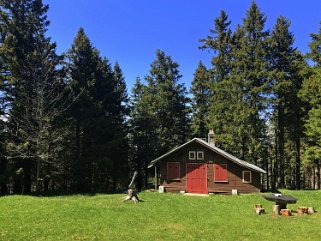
xmin=242 ymin=170 xmax=252 ymax=183
xmin=197 ymin=151 xmax=204 ymax=160
xmin=213 ymin=163 xmax=228 ymax=182
xmin=189 ymin=151 xmax=196 ymax=160
xmin=167 ymin=162 xmax=180 ymax=180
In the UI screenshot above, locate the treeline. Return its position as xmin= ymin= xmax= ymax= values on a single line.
xmin=0 ymin=0 xmax=321 ymax=195
xmin=193 ymin=2 xmax=321 ymax=190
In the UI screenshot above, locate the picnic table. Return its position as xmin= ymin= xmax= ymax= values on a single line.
xmin=263 ymin=194 xmax=298 ymax=209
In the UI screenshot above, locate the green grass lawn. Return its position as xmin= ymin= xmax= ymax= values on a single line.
xmin=0 ymin=190 xmax=321 ymax=241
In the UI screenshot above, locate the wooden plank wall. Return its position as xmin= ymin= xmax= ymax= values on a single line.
xmin=159 ymin=142 xmax=261 ymax=194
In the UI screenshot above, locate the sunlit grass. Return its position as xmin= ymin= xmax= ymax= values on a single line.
xmin=0 ymin=190 xmax=320 ymax=240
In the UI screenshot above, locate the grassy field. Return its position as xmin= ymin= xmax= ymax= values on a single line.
xmin=0 ymin=190 xmax=321 ymax=241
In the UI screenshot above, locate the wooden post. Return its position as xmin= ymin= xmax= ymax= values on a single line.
xmin=154 ymin=165 xmax=157 ymax=191
xmin=272 ymin=205 xmax=280 ymax=215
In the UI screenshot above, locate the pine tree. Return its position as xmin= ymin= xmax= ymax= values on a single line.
xmin=190 ymin=61 xmax=210 ymax=138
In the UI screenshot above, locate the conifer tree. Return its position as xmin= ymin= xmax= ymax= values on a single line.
xmin=66 ymin=28 xmax=129 ymax=192
xmin=109 ymin=62 xmax=129 ymax=189
xmin=269 ymin=16 xmax=296 ymax=188
xmin=231 ymin=1 xmax=269 ymax=164
xmin=300 ymin=23 xmax=321 ymax=189
xmin=129 ymin=77 xmax=157 ymax=189
xmin=190 ymin=61 xmax=210 ymax=138
xmin=307 ymin=22 xmax=321 ymax=66
xmin=200 ymin=10 xmax=248 ymax=157
xmin=145 ymin=50 xmax=190 ymax=155
xmin=200 ymin=10 xmax=232 ymax=83
xmin=268 ymin=16 xmax=306 ymax=189
xmin=300 ymin=68 xmax=321 ymax=189
xmin=0 ymin=0 xmax=64 ymax=193
xmin=66 ymin=28 xmax=100 ymax=192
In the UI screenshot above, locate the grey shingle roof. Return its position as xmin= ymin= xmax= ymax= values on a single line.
xmin=148 ymin=138 xmax=266 ymax=174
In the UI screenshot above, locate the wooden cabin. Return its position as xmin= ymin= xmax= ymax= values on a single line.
xmin=148 ymin=137 xmax=266 ymax=194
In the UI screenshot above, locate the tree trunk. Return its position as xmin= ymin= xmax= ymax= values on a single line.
xmin=23 ymin=160 xmax=32 ymax=194
xmin=295 ymin=137 xmax=301 ymax=189
xmin=315 ymin=161 xmax=320 ymax=190
xmin=265 ymin=152 xmax=269 ymax=191
xmin=277 ymin=106 xmax=285 ymax=188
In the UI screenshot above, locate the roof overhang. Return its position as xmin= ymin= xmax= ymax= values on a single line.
xmin=148 ymin=138 xmax=266 ymax=174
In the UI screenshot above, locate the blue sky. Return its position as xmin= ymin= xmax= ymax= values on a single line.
xmin=45 ymin=0 xmax=321 ymax=91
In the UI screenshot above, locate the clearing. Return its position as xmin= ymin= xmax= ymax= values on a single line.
xmin=0 ymin=190 xmax=320 ymax=240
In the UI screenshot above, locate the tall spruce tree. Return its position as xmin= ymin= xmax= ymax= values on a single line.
xmin=268 ymin=16 xmax=305 ymax=189
xmin=300 ymin=23 xmax=321 ymax=189
xmin=300 ymin=68 xmax=321 ymax=189
xmin=231 ymin=1 xmax=269 ymax=165
xmin=190 ymin=61 xmax=210 ymax=138
xmin=129 ymin=77 xmax=157 ymax=189
xmin=145 ymin=50 xmax=190 ymax=155
xmin=67 ymin=28 xmax=99 ymax=192
xmin=200 ymin=10 xmax=232 ymax=83
xmin=0 ymin=0 xmax=64 ymax=193
xmin=109 ymin=62 xmax=129 ymax=189
xmin=66 ymin=28 xmax=129 ymax=192
xmin=200 ymin=10 xmax=249 ymax=157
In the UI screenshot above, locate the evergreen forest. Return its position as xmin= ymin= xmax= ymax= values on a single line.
xmin=1 ymin=0 xmax=321 ymax=195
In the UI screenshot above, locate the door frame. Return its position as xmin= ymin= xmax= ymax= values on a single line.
xmin=186 ymin=163 xmax=207 ymax=194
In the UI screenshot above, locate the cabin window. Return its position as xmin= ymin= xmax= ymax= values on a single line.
xmin=189 ymin=151 xmax=196 ymax=160
xmin=214 ymin=164 xmax=228 ymax=182
xmin=197 ymin=151 xmax=204 ymax=160
xmin=167 ymin=162 xmax=180 ymax=180
xmin=242 ymin=171 xmax=251 ymax=183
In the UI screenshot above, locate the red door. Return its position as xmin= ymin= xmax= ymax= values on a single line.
xmin=186 ymin=163 xmax=207 ymax=194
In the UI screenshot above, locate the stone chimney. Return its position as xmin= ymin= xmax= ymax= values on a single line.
xmin=208 ymin=129 xmax=215 ymax=146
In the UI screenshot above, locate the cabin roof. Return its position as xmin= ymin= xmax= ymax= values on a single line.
xmin=148 ymin=138 xmax=266 ymax=174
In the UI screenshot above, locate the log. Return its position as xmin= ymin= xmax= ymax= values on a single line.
xmin=297 ymin=207 xmax=308 ymax=215
xmin=308 ymin=207 xmax=315 ymax=214
xmin=272 ymin=205 xmax=280 ymax=215
xmin=280 ymin=209 xmax=292 ymax=216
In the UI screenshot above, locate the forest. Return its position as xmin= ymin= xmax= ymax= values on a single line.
xmin=0 ymin=0 xmax=321 ymax=195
